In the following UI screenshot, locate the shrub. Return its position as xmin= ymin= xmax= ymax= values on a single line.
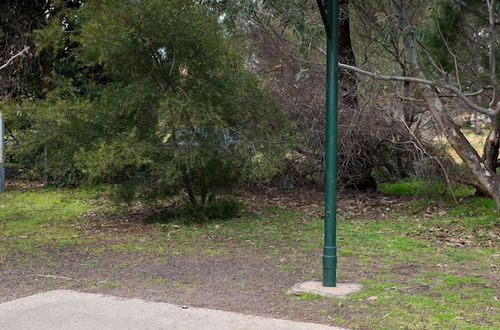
xmin=7 ymin=0 xmax=290 ymax=209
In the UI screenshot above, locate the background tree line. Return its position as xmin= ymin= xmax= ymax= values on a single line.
xmin=1 ymin=0 xmax=499 ymax=211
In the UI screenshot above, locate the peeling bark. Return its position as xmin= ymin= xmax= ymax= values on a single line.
xmin=483 ymin=113 xmax=500 ymax=172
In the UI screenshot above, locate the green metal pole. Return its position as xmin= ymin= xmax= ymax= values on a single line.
xmin=323 ymin=0 xmax=339 ymax=287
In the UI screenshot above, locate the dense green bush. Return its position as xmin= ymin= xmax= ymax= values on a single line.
xmin=5 ymin=0 xmax=289 ymax=208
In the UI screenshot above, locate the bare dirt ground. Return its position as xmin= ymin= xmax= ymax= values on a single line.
xmin=0 ymin=187 xmax=349 ymax=325
xmin=1 ymin=184 xmax=498 ymax=328
xmin=0 ymin=242 xmax=347 ymax=325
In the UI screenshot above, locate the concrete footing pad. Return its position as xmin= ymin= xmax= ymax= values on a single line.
xmin=289 ymin=281 xmax=362 ymax=298
xmin=0 ymin=290 xmax=345 ymax=330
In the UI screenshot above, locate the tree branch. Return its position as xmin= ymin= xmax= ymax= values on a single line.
xmin=288 ymin=45 xmax=496 ymax=116
xmin=316 ymin=0 xmax=330 ymax=36
xmin=453 ymin=0 xmax=488 ymax=22
xmin=438 ymin=87 xmax=492 ymax=98
xmin=0 ymin=46 xmax=30 ymax=71
xmin=338 ymin=62 xmax=497 ymax=117
xmin=487 ymin=0 xmax=497 ymax=107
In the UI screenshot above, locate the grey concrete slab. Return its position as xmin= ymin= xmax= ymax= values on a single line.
xmin=289 ymin=281 xmax=362 ymax=298
xmin=0 ymin=290 xmax=344 ymax=330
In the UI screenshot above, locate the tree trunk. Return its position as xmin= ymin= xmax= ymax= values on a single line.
xmin=339 ymin=0 xmax=357 ymax=110
xmin=181 ymin=168 xmax=198 ymax=206
xmin=483 ymin=114 xmax=500 ymax=172
xmin=394 ymin=3 xmax=500 ymax=211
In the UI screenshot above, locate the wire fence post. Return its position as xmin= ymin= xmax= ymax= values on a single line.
xmin=0 ymin=111 xmax=5 ymax=192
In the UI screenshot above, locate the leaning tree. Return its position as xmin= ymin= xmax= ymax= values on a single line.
xmin=344 ymin=0 xmax=499 ymax=208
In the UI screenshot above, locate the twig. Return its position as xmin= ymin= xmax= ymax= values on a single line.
xmin=435 ymin=17 xmax=462 ymax=90
xmin=438 ymin=87 xmax=491 ymax=98
xmin=27 ymin=274 xmax=77 ymax=281
xmin=315 ymin=46 xmax=497 ymax=116
xmin=0 ymin=46 xmax=30 ymax=71
xmin=487 ymin=0 xmax=497 ymax=107
xmin=453 ymin=0 xmax=488 ymax=22
xmin=338 ymin=62 xmax=497 ymax=117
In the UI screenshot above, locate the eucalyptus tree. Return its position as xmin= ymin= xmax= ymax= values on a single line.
xmin=347 ymin=0 xmax=500 ymax=208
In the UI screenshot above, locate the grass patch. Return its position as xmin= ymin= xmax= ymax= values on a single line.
xmin=379 ymin=180 xmax=475 ymax=198
xmin=379 ymin=181 xmax=423 ymax=196
xmin=291 ymin=292 xmax=327 ymax=300
xmin=0 ymin=183 xmax=498 ymax=329
xmin=0 ymin=187 xmax=103 ymax=252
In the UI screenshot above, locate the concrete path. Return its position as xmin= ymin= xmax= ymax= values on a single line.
xmin=0 ymin=290 xmax=344 ymax=330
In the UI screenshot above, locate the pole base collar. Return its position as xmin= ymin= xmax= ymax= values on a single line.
xmin=288 ymin=281 xmax=362 ymax=298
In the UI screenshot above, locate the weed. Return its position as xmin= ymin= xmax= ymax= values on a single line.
xmin=292 ymin=292 xmax=326 ymax=300
xmin=153 ymin=277 xmax=167 ymax=285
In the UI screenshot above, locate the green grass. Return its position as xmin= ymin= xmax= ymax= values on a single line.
xmin=0 ymin=182 xmax=498 ymax=329
xmin=379 ymin=181 xmax=424 ymax=196
xmin=292 ymin=292 xmax=327 ymax=300
xmin=0 ymin=187 xmax=104 ymax=252
xmin=379 ymin=180 xmax=476 ymax=198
